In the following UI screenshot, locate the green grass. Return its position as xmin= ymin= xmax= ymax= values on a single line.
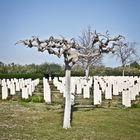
xmin=0 ymin=81 xmax=140 ymax=140
xmin=0 ymin=100 xmax=140 ymax=140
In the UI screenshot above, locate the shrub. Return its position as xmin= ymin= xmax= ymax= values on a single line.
xmin=0 ymin=73 xmax=43 ymax=79
xmin=21 ymin=98 xmax=31 ymax=102
xmin=131 ymin=103 xmax=140 ymax=108
xmin=31 ymin=95 xmax=44 ymax=103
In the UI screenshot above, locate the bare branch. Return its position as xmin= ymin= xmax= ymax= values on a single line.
xmin=16 ymin=30 xmax=124 ymax=69
xmin=114 ymin=41 xmax=137 ymax=66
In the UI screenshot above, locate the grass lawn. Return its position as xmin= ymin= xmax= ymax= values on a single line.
xmin=0 ymin=100 xmax=140 ymax=140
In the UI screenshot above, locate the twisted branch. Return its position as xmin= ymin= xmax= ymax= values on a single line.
xmin=16 ymin=31 xmax=124 ymax=67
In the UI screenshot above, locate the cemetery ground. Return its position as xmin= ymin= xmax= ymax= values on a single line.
xmin=0 ymin=81 xmax=140 ymax=140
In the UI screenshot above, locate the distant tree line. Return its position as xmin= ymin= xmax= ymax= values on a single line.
xmin=1 ymin=61 xmax=140 ymax=79
xmin=0 ymin=62 xmax=64 ymax=79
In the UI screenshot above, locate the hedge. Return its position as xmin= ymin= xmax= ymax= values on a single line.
xmin=0 ymin=73 xmax=43 ymax=79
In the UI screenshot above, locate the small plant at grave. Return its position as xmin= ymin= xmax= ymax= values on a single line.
xmin=95 ymin=104 xmax=102 ymax=108
xmin=21 ymin=98 xmax=31 ymax=102
xmin=131 ymin=103 xmax=140 ymax=108
xmin=31 ymin=95 xmax=44 ymax=103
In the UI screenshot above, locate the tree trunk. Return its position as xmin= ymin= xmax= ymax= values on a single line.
xmin=122 ymin=66 xmax=125 ymax=76
xmin=85 ymin=66 xmax=89 ymax=80
xmin=63 ymin=64 xmax=71 ymax=129
xmin=122 ymin=69 xmax=125 ymax=76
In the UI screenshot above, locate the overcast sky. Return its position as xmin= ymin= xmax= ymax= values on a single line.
xmin=0 ymin=0 xmax=140 ymax=67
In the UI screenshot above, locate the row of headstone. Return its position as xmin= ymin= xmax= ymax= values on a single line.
xmin=1 ymin=78 xmax=40 ymax=100
xmin=93 ymin=76 xmax=140 ymax=107
xmin=21 ymin=79 xmax=39 ymax=99
xmin=53 ymin=77 xmax=93 ymax=98
xmin=53 ymin=76 xmax=140 ymax=107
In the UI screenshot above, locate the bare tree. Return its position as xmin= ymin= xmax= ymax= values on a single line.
xmin=16 ymin=36 xmax=89 ymax=129
xmin=78 ymin=27 xmax=124 ymax=79
xmin=78 ymin=27 xmax=103 ymax=79
xmin=16 ymin=32 xmax=124 ymax=129
xmin=114 ymin=41 xmax=137 ymax=75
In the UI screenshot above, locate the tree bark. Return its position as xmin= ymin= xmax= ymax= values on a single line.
xmin=63 ymin=64 xmax=71 ymax=129
xmin=122 ymin=65 xmax=125 ymax=76
xmin=122 ymin=69 xmax=125 ymax=76
xmin=85 ymin=65 xmax=89 ymax=80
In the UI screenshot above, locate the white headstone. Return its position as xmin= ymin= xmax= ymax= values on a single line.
xmin=15 ymin=81 xmax=20 ymax=91
xmin=10 ymin=82 xmax=15 ymax=95
xmin=93 ymin=80 xmax=102 ymax=105
xmin=76 ymin=81 xmax=82 ymax=94
xmin=71 ymin=93 xmax=75 ymax=106
xmin=112 ymin=81 xmax=119 ymax=95
xmin=22 ymin=87 xmax=29 ymax=99
xmin=105 ymin=82 xmax=112 ymax=99
xmin=49 ymin=77 xmax=52 ymax=81
xmin=122 ymin=89 xmax=131 ymax=107
xmin=43 ymin=78 xmax=51 ymax=103
xmin=27 ymin=84 xmax=32 ymax=96
xmin=2 ymin=85 xmax=8 ymax=100
xmin=83 ymin=84 xmax=90 ymax=98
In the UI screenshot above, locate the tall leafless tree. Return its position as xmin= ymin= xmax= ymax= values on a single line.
xmin=114 ymin=41 xmax=137 ymax=75
xmin=78 ymin=26 xmax=103 ymax=79
xmin=16 ymin=32 xmax=124 ymax=129
xmin=78 ymin=27 xmax=124 ymax=79
xmin=16 ymin=36 xmax=90 ymax=129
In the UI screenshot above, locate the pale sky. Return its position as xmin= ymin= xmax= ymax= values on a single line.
xmin=0 ymin=0 xmax=140 ymax=67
